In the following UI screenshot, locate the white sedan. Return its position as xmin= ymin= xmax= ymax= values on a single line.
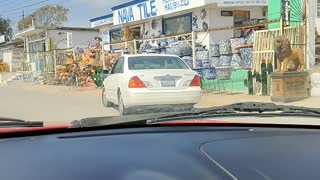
xmin=102 ymin=54 xmax=201 ymax=115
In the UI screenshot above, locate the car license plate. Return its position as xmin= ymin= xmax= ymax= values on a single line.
xmin=161 ymin=79 xmax=175 ymax=87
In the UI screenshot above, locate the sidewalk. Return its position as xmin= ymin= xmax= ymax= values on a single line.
xmin=196 ymin=93 xmax=320 ymax=109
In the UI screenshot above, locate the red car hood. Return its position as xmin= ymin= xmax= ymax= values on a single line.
xmin=0 ymin=125 xmax=70 ymax=133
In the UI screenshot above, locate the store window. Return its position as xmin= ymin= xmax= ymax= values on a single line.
xmin=233 ymin=11 xmax=250 ymax=37
xmin=163 ymin=13 xmax=192 ymax=35
xmin=109 ymin=29 xmax=123 ymax=50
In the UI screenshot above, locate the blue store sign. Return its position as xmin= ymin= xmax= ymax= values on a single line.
xmin=113 ymin=0 xmax=204 ymax=25
xmin=114 ymin=0 xmax=157 ymax=25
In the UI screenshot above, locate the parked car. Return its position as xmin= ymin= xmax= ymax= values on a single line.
xmin=102 ymin=54 xmax=201 ymax=115
xmin=100 ymin=69 xmax=110 ymax=81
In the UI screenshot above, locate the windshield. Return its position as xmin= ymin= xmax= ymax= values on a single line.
xmin=128 ymin=56 xmax=189 ymax=70
xmin=0 ymin=0 xmax=320 ymax=129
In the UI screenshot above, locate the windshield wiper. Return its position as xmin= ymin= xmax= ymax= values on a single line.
xmin=71 ymin=102 xmax=320 ymax=128
xmin=145 ymin=102 xmax=320 ymax=122
xmin=0 ymin=117 xmax=43 ymax=128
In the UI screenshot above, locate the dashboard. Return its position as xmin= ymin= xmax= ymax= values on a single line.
xmin=0 ymin=126 xmax=319 ymax=180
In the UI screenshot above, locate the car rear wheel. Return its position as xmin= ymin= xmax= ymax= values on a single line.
xmin=102 ymin=87 xmax=113 ymax=107
xmin=118 ymin=92 xmax=128 ymax=116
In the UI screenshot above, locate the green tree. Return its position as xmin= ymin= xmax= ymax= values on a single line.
xmin=17 ymin=5 xmax=69 ymax=31
xmin=0 ymin=17 xmax=13 ymax=41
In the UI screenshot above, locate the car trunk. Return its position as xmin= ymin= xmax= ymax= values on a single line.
xmin=131 ymin=69 xmax=195 ymax=90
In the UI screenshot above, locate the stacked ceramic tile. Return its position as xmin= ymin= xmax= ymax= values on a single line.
xmin=218 ymin=55 xmax=232 ymax=67
xmin=210 ymin=57 xmax=220 ymax=67
xmin=219 ymin=40 xmax=232 ymax=55
xmin=202 ymin=68 xmax=217 ymax=80
xmin=192 ymin=68 xmax=203 ymax=78
xmin=230 ymin=38 xmax=245 ymax=53
xmin=246 ymin=30 xmax=255 ymax=44
xmin=230 ymin=38 xmax=246 ymax=69
xmin=177 ymin=41 xmax=192 ymax=56
xmin=209 ymin=44 xmax=220 ymax=57
xmin=181 ymin=56 xmax=193 ymax=68
xmin=196 ymin=50 xmax=209 ymax=68
xmin=215 ymin=67 xmax=233 ymax=80
xmin=240 ymin=48 xmax=253 ymax=69
xmin=218 ymin=40 xmax=232 ymax=67
xmin=209 ymin=44 xmax=220 ymax=67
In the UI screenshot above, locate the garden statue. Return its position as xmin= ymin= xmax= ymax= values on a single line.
xmin=274 ymin=35 xmax=305 ymax=72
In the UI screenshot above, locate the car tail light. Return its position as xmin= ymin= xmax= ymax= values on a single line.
xmin=128 ymin=76 xmax=145 ymax=88
xmin=189 ymin=75 xmax=200 ymax=86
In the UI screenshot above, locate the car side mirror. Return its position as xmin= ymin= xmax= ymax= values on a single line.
xmin=102 ymin=69 xmax=109 ymax=74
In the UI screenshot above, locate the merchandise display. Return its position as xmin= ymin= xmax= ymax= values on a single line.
xmin=240 ymin=48 xmax=253 ymax=69
xmin=209 ymin=44 xmax=220 ymax=57
xmin=219 ymin=39 xmax=232 ymax=55
xmin=215 ymin=66 xmax=233 ymax=80
xmin=209 ymin=56 xmax=220 ymax=67
xmin=196 ymin=50 xmax=209 ymax=60
xmin=219 ymin=55 xmax=232 ymax=67
xmin=231 ymin=53 xmax=243 ymax=69
xmin=202 ymin=68 xmax=217 ymax=80
xmin=230 ymin=38 xmax=246 ymax=53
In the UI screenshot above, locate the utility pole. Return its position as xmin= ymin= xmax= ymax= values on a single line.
xmin=22 ymin=9 xmax=25 ymax=29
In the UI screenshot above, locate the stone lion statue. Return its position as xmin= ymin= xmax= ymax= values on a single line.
xmin=274 ymin=35 xmax=305 ymax=72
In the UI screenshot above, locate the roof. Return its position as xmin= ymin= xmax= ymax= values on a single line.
xmin=90 ymin=14 xmax=113 ymax=22
xmin=111 ymin=0 xmax=148 ymax=11
xmin=15 ymin=26 xmax=98 ymax=37
xmin=0 ymin=38 xmax=24 ymax=47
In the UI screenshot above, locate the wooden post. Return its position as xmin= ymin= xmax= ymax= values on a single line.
xmin=101 ymin=42 xmax=106 ymax=69
xmin=280 ymin=18 xmax=284 ymax=36
xmin=192 ymin=31 xmax=196 ymax=68
xmin=72 ymin=48 xmax=76 ymax=62
xmin=53 ymin=50 xmax=57 ymax=78
xmin=133 ymin=39 xmax=137 ymax=54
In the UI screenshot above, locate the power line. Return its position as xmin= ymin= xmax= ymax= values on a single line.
xmin=2 ymin=0 xmax=71 ymax=17
xmin=1 ymin=0 xmax=44 ymax=11
xmin=1 ymin=0 xmax=49 ymax=14
xmin=0 ymin=0 xmax=19 ymax=9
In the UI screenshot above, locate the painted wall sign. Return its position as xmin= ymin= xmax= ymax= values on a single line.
xmin=113 ymin=0 xmax=205 ymax=25
xmin=161 ymin=0 xmax=190 ymax=12
xmin=219 ymin=0 xmax=268 ymax=6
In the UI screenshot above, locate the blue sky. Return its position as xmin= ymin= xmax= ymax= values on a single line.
xmin=0 ymin=0 xmax=131 ymax=32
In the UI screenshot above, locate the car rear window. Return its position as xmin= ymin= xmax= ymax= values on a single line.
xmin=128 ymin=56 xmax=189 ymax=70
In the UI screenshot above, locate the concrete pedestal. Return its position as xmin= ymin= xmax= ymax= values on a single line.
xmin=271 ymin=71 xmax=309 ymax=102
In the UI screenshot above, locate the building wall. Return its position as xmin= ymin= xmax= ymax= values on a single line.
xmin=316 ymin=0 xmax=320 ymax=33
xmin=208 ymin=6 xmax=265 ymax=45
xmin=2 ymin=46 xmax=23 ymax=72
xmin=48 ymin=30 xmax=99 ymax=49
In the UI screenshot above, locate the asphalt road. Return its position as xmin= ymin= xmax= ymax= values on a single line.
xmin=0 ymin=85 xmax=119 ymax=126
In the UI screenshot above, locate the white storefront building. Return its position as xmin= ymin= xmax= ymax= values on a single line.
xmin=90 ymin=0 xmax=268 ymax=51
xmin=15 ymin=26 xmax=99 ymax=72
